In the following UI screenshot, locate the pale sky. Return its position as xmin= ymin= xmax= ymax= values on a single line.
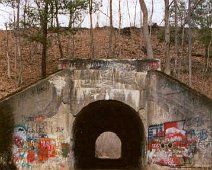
xmin=0 ymin=0 xmax=164 ymax=29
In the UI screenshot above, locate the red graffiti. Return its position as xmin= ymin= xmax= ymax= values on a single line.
xmin=149 ymin=61 xmax=160 ymax=70
xmin=14 ymin=136 xmax=25 ymax=148
xmin=148 ymin=121 xmax=197 ymax=167
xmin=27 ymin=150 xmax=36 ymax=163
xmin=38 ymin=138 xmax=56 ymax=162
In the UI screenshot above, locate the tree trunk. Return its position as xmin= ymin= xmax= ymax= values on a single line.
xmin=118 ymin=0 xmax=122 ymax=57
xmin=133 ymin=0 xmax=138 ymax=27
xmin=188 ymin=0 xmax=192 ymax=86
xmin=50 ymin=1 xmax=54 ymax=28
xmin=96 ymin=13 xmax=100 ymax=28
xmin=89 ymin=0 xmax=94 ymax=59
xmin=164 ymin=0 xmax=171 ymax=75
xmin=109 ymin=0 xmax=113 ymax=58
xmin=41 ymin=2 xmax=49 ymax=78
xmin=16 ymin=0 xmax=22 ymax=86
xmin=126 ymin=0 xmax=132 ymax=38
xmin=149 ymin=0 xmax=154 ymax=36
xmin=174 ymin=0 xmax=179 ymax=76
xmin=55 ymin=0 xmax=64 ymax=58
xmin=5 ymin=23 xmax=11 ymax=78
xmin=181 ymin=26 xmax=185 ymax=46
xmin=139 ymin=0 xmax=154 ymax=58
xmin=71 ymin=32 xmax=75 ymax=58
xmin=140 ymin=10 xmax=143 ymax=49
xmin=204 ymin=30 xmax=211 ymax=72
xmin=23 ymin=0 xmax=28 ymax=28
xmin=69 ymin=7 xmax=73 ymax=28
xmin=13 ymin=7 xmax=17 ymax=76
xmin=127 ymin=0 xmax=132 ymax=27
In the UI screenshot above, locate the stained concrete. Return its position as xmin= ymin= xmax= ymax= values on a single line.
xmin=0 ymin=59 xmax=211 ymax=169
xmin=146 ymin=71 xmax=212 ymax=168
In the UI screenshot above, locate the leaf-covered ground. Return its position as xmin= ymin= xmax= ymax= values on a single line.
xmin=0 ymin=27 xmax=211 ymax=99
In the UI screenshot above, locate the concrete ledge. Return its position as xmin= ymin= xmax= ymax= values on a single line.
xmin=58 ymin=58 xmax=161 ymax=72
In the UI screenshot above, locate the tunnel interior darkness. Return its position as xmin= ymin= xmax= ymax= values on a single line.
xmin=73 ymin=100 xmax=145 ymax=169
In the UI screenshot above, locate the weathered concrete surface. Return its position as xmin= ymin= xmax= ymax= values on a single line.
xmin=67 ymin=59 xmax=159 ymax=115
xmin=0 ymin=59 xmax=211 ymax=169
xmin=67 ymin=59 xmax=160 ymax=169
xmin=146 ymin=71 xmax=212 ymax=168
xmin=0 ymin=70 xmax=72 ymax=169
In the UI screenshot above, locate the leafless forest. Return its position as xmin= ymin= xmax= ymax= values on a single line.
xmin=0 ymin=0 xmax=211 ymax=99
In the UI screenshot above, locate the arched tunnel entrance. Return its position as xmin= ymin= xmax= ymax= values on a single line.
xmin=73 ymin=100 xmax=145 ymax=169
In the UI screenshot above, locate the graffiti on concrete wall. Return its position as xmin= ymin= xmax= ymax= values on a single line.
xmin=183 ymin=116 xmax=209 ymax=143
xmin=148 ymin=116 xmax=212 ymax=167
xmin=12 ymin=114 xmax=71 ymax=169
xmin=148 ymin=121 xmax=197 ymax=167
xmin=12 ymin=125 xmax=30 ymax=168
xmin=183 ymin=116 xmax=211 ymax=160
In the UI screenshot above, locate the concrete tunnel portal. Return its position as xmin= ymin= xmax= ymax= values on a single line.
xmin=73 ymin=100 xmax=145 ymax=169
xmin=0 ymin=59 xmax=211 ymax=169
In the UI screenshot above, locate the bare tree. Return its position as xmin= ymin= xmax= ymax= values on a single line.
xmin=205 ymin=30 xmax=212 ymax=72
xmin=35 ymin=0 xmax=49 ymax=78
xmin=133 ymin=0 xmax=138 ymax=27
xmin=164 ymin=0 xmax=171 ymax=74
xmin=23 ymin=0 xmax=28 ymax=28
xmin=149 ymin=0 xmax=154 ymax=36
xmin=89 ymin=0 xmax=95 ymax=58
xmin=96 ymin=12 xmax=100 ymax=28
xmin=173 ymin=0 xmax=180 ymax=76
xmin=5 ymin=23 xmax=11 ymax=78
xmin=54 ymin=0 xmax=64 ymax=58
xmin=118 ymin=0 xmax=122 ymax=30
xmin=15 ymin=0 xmax=22 ymax=86
xmin=50 ymin=0 xmax=54 ymax=27
xmin=108 ymin=0 xmax=113 ymax=58
xmin=140 ymin=9 xmax=143 ymax=49
xmin=139 ymin=0 xmax=154 ymax=58
xmin=127 ymin=0 xmax=132 ymax=27
xmin=12 ymin=5 xmax=17 ymax=74
xmin=118 ymin=0 xmax=122 ymax=57
xmin=188 ymin=0 xmax=192 ymax=86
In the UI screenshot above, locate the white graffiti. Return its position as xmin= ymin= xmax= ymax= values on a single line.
xmin=49 ymin=76 xmax=66 ymax=96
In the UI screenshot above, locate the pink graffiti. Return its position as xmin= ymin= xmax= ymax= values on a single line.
xmin=14 ymin=136 xmax=25 ymax=148
xmin=149 ymin=61 xmax=160 ymax=70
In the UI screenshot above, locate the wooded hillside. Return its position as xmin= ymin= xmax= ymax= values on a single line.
xmin=0 ymin=27 xmax=211 ymax=99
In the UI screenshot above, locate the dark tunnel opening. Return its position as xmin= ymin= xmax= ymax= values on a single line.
xmin=73 ymin=100 xmax=145 ymax=169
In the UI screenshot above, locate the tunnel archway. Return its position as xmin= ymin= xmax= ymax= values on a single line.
xmin=73 ymin=100 xmax=145 ymax=169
